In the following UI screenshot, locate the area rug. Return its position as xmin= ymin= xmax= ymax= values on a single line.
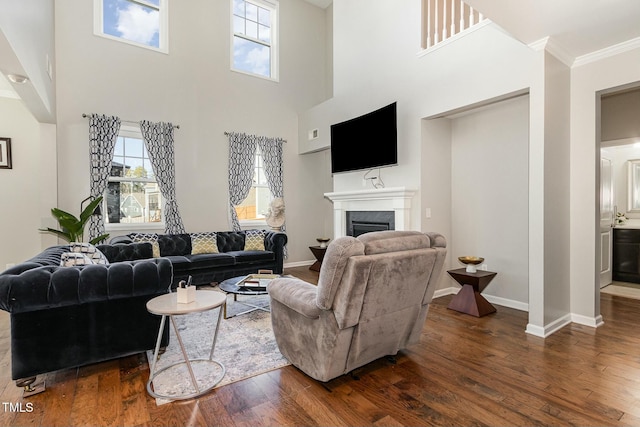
xmin=601 ymin=282 xmax=640 ymax=300
xmin=146 ymin=290 xmax=290 ymax=405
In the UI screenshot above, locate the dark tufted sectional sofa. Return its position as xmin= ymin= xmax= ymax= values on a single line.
xmin=0 ymin=230 xmax=287 ymax=386
xmin=0 ymin=242 xmax=171 ymax=385
xmin=110 ymin=230 xmax=288 ymax=287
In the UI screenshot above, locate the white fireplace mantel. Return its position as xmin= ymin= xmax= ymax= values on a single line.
xmin=324 ymin=187 xmax=416 ymax=238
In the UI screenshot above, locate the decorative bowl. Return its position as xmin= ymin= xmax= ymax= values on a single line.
xmin=316 ymin=237 xmax=330 ymax=248
xmin=458 ymin=256 xmax=484 ymax=265
xmin=458 ymin=256 xmax=484 ymax=273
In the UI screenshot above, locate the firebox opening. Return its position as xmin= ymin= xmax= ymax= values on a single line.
xmin=346 ymin=211 xmax=395 ymax=237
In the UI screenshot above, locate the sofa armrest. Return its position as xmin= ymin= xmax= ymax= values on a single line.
xmin=267 ymin=277 xmax=322 ymax=319
xmin=96 ymin=242 xmax=153 ymax=262
xmin=264 ymin=231 xmax=288 ymax=273
xmin=264 ymin=231 xmax=287 ymax=251
xmin=0 ymin=258 xmax=172 ymax=314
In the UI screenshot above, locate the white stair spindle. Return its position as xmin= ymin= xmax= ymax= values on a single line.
xmin=426 ymin=0 xmax=432 ymax=48
xmin=451 ymin=0 xmax=456 ymax=37
xmin=434 ymin=0 xmax=440 ymax=44
xmin=478 ymin=12 xmax=484 ymax=22
xmin=460 ymin=1 xmax=466 ymax=31
xmin=442 ymin=0 xmax=448 ymax=40
xmin=469 ymin=5 xmax=475 ymax=26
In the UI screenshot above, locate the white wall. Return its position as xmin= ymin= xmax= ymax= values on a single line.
xmin=450 ymin=95 xmax=530 ymax=306
xmin=541 ymin=51 xmax=571 ymax=327
xmin=54 ymin=0 xmax=329 ymax=264
xmin=570 ymin=46 xmax=640 ymax=322
xmin=301 ymin=0 xmax=536 ymax=269
xmin=0 ymin=97 xmax=57 ymax=269
xmin=300 ymin=0 xmax=589 ymax=334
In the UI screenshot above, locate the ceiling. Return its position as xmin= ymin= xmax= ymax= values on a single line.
xmin=466 ymin=0 xmax=640 ymax=60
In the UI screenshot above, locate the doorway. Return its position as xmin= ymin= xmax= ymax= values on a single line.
xmin=598 ymin=84 xmax=640 ymax=294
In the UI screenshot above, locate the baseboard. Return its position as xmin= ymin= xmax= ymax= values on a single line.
xmin=526 ymin=314 xmax=572 ymax=338
xmin=432 ymin=287 xmax=528 ymax=312
xmin=433 ymin=287 xmax=458 ymax=299
xmin=571 ymin=313 xmax=605 ymax=328
xmin=284 ymin=260 xmax=315 ymax=268
xmin=431 ymin=288 xmax=604 ymax=337
xmin=484 ymin=294 xmax=529 ymax=312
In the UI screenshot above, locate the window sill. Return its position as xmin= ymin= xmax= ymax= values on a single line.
xmin=231 ymin=68 xmax=279 ymax=83
xmin=239 ymin=219 xmax=268 ymax=230
xmin=105 ymin=223 xmax=165 ymax=232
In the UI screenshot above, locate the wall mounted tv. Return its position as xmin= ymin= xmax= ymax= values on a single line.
xmin=330 ymin=102 xmax=397 ymax=174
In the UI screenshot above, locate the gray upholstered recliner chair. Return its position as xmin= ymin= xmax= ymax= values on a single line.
xmin=267 ymin=230 xmax=447 ymax=382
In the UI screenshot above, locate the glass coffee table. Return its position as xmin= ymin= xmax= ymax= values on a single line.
xmin=219 ymin=275 xmax=275 ymax=319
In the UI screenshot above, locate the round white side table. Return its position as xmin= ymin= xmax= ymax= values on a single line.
xmin=146 ymin=290 xmax=227 ymax=400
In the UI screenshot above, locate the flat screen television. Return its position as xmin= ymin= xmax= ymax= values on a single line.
xmin=330 ymin=102 xmax=397 ymax=174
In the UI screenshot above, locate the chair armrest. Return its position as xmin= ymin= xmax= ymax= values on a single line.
xmin=425 ymin=232 xmax=447 ymax=248
xmin=267 ymin=277 xmax=322 ymax=319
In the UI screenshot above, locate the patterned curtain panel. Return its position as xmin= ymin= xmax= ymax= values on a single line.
xmin=88 ymin=114 xmax=121 ymax=241
xmin=140 ymin=120 xmax=186 ymax=234
xmin=257 ymin=136 xmax=284 ymax=199
xmin=258 ymin=136 xmax=286 ymax=256
xmin=228 ymin=132 xmax=258 ymax=230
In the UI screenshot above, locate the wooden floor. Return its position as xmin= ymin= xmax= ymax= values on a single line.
xmin=1 ymin=266 xmax=640 ymax=426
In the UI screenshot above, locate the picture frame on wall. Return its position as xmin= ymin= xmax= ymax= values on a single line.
xmin=0 ymin=137 xmax=12 ymax=169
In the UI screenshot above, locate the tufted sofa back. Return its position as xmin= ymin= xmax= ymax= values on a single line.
xmin=216 ymin=231 xmax=246 ymax=252
xmin=111 ymin=231 xmax=254 ymax=255
xmin=157 ymin=234 xmax=192 ymax=256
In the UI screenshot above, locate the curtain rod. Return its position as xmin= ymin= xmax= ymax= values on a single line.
xmin=224 ymin=131 xmax=286 ymax=142
xmin=82 ymin=114 xmax=180 ymax=129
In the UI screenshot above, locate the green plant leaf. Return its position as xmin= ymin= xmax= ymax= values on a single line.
xmin=89 ymin=233 xmax=110 ymax=245
xmin=38 ymin=227 xmax=72 ymax=242
xmin=51 ymin=207 xmax=77 ymax=219
xmin=41 ymin=196 xmax=104 ymax=244
xmin=80 ymin=196 xmax=103 ymax=223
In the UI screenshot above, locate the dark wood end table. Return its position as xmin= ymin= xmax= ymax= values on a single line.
xmin=308 ymin=246 xmax=327 ymax=272
xmin=447 ymin=268 xmax=498 ymax=317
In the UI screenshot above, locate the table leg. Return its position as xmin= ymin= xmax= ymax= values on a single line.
xmin=170 ymin=315 xmax=200 ymax=394
xmin=209 ymin=305 xmax=224 ymax=360
xmin=148 ymin=315 xmax=167 ymax=379
xmin=447 ymin=284 xmax=497 ymax=317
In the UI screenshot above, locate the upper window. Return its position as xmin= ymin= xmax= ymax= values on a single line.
xmin=105 ymin=126 xmax=163 ymax=228
xmin=235 ymin=148 xmax=273 ymax=222
xmin=231 ymin=0 xmax=279 ymax=81
xmin=94 ymin=0 xmax=168 ymax=53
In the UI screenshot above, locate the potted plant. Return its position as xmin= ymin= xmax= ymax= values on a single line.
xmin=40 ymin=196 xmax=109 ymax=245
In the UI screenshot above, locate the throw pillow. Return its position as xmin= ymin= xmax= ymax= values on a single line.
xmin=60 ymin=252 xmax=95 ymax=267
xmin=244 ymin=229 xmax=266 ymax=251
xmin=191 ymin=232 xmax=219 ymax=255
xmin=69 ymin=242 xmax=110 ymax=265
xmin=128 ymin=232 xmax=161 ymax=258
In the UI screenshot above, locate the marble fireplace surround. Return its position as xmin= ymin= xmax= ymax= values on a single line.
xmin=324 ymin=187 xmax=416 ymax=238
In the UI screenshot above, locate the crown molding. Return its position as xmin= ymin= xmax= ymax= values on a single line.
xmin=573 ymin=36 xmax=640 ymax=68
xmin=530 ymin=35 xmax=640 ymax=69
xmin=528 ymin=37 xmax=574 ymax=68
